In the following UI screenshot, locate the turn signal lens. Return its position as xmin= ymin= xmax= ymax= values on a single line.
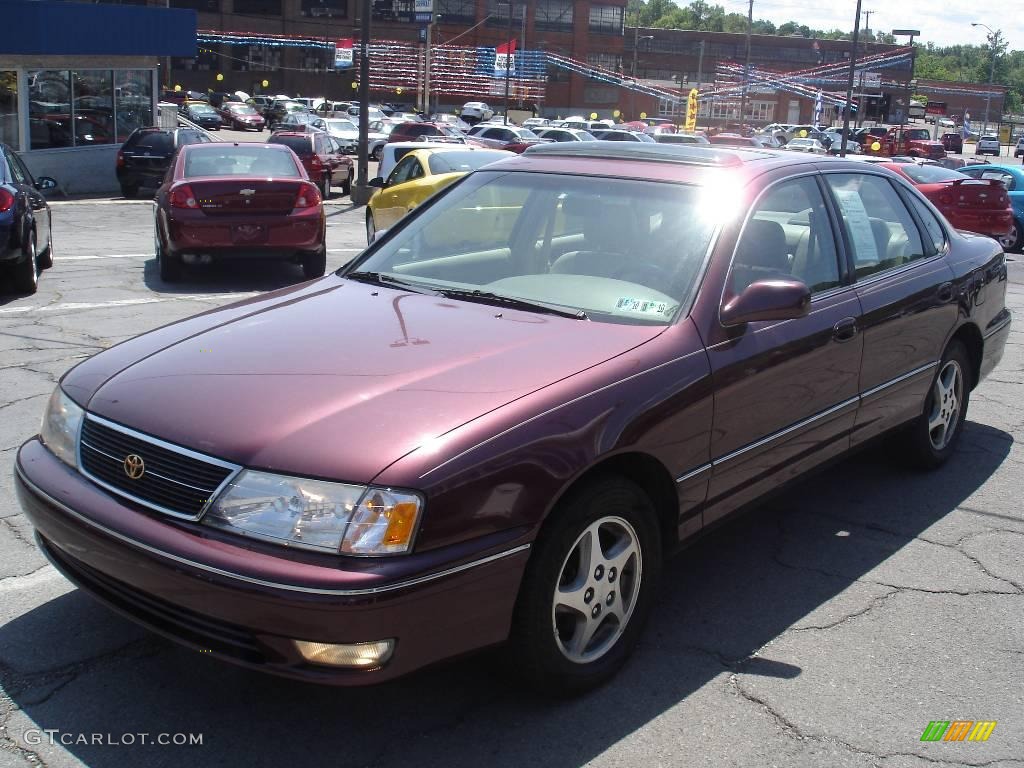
xmin=116 ymin=149 xmax=125 ymax=168
xmin=170 ymin=184 xmax=198 ymax=209
xmin=294 ymin=183 xmax=321 ymax=209
xmin=340 ymin=489 xmax=423 ymax=555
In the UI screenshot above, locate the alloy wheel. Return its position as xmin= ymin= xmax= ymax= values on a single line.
xmin=928 ymin=360 xmax=963 ymax=450
xmin=998 ymin=223 xmax=1018 ymax=251
xmin=552 ymin=515 xmax=642 ymax=664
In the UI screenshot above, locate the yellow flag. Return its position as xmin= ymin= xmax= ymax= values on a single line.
xmin=685 ymin=88 xmax=699 ymax=132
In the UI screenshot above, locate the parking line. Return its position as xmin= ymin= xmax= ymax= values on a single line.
xmin=0 ymin=293 xmax=259 ymax=316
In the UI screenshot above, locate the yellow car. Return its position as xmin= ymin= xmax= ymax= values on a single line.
xmin=366 ymin=146 xmax=512 ymax=243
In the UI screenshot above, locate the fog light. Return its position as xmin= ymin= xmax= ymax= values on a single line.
xmin=293 ymin=639 xmax=394 ymax=668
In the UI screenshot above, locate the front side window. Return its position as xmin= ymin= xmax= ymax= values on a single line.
xmin=387 ymin=156 xmax=421 ymax=186
xmin=824 ymin=174 xmax=925 ymax=278
xmin=349 ymin=172 xmax=719 ymax=325
xmin=731 ymin=177 xmax=840 ymax=296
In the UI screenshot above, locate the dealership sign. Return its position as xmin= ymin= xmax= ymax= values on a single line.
xmin=335 ymin=38 xmax=353 ymax=69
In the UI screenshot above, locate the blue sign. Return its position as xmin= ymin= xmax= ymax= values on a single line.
xmin=415 ymin=12 xmax=432 ymax=22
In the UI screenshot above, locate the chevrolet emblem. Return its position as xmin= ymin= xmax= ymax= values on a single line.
xmin=239 ymin=188 xmax=256 ymax=196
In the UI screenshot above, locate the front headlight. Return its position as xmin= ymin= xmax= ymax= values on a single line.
xmin=203 ymin=470 xmax=423 ymax=555
xmin=39 ymin=386 xmax=84 ymax=468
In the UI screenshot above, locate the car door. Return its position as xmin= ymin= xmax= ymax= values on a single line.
xmin=700 ymin=173 xmax=864 ymax=526
xmin=820 ymin=171 xmax=959 ymax=447
xmin=4 ymin=146 xmax=51 ymax=253
xmin=375 ymin=155 xmax=423 ymax=228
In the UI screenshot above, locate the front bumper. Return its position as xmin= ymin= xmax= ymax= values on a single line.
xmin=15 ymin=440 xmax=530 ymax=684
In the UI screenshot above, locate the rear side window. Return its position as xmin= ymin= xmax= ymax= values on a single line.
xmin=269 ymin=136 xmax=312 ymax=156
xmin=905 ymin=195 xmax=947 ymax=254
xmin=824 ymin=174 xmax=926 ymax=278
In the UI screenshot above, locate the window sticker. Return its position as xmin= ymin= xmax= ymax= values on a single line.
xmin=615 ymin=297 xmax=670 ymax=315
xmin=831 ymin=187 xmax=880 ymax=265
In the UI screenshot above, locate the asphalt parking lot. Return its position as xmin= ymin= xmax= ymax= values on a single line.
xmin=1 ymin=201 xmax=1022 ymax=768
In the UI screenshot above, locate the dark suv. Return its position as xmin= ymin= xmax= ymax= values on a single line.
xmin=268 ymin=131 xmax=354 ymax=197
xmin=115 ymin=127 xmax=212 ymax=198
xmin=386 ymin=121 xmax=467 ymax=144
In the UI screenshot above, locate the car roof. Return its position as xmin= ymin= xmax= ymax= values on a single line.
xmin=183 ymin=141 xmax=292 ymax=152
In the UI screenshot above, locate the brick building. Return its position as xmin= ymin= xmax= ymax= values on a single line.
xmin=166 ymin=0 xmax=627 ymax=114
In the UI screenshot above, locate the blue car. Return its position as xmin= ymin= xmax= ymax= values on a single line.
xmin=1 ymin=144 xmax=56 ymax=295
xmin=959 ymin=164 xmax=1024 ymax=252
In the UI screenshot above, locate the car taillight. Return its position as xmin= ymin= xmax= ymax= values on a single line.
xmin=116 ymin=149 xmax=125 ymax=168
xmin=169 ymin=184 xmax=199 ymax=209
xmin=0 ymin=188 xmax=14 ymax=213
xmin=294 ymin=183 xmax=321 ymax=209
xmin=309 ymin=154 xmax=323 ymax=170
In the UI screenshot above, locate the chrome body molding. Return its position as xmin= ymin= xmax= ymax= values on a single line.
xmin=18 ymin=463 xmax=531 ymax=597
xmin=982 ymin=313 xmax=1012 ymax=340
xmin=859 ymin=361 xmax=939 ymax=400
xmin=675 ymin=463 xmax=712 ymax=484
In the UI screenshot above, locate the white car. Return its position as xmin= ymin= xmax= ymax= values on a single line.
xmin=535 ymin=127 xmax=596 ymax=142
xmin=311 ymin=117 xmax=359 ymax=152
xmin=522 ymin=117 xmax=549 ymax=129
xmin=460 ymin=102 xmax=494 ymax=123
xmin=786 ymin=138 xmax=828 ymax=155
xmin=1015 ymin=136 xmax=1024 ymax=158
xmin=976 ymin=135 xmax=1001 ymax=156
xmin=374 ymin=142 xmax=502 ymax=183
xmin=937 ymin=118 xmax=956 ymax=130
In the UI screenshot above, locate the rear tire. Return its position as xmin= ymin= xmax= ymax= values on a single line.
xmin=12 ymin=232 xmax=39 ymax=295
xmin=121 ymin=183 xmax=139 ymax=199
xmin=365 ymin=211 xmax=376 ymax=244
xmin=901 ymin=340 xmax=972 ymax=469
xmin=999 ymin=220 xmax=1022 ymax=253
xmin=320 ymin=174 xmax=331 ymax=199
xmin=342 ymin=169 xmax=353 ymax=197
xmin=302 ymin=245 xmax=327 ymax=279
xmin=155 ymin=230 xmax=182 ymax=283
xmin=371 ymin=145 xmax=382 ymax=161
xmin=508 ymin=476 xmax=661 ymax=696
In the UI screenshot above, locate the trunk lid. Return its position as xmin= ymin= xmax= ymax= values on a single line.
xmin=182 ymin=179 xmax=308 ymax=215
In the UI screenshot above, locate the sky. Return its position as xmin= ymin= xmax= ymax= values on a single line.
xmin=715 ymin=0 xmax=1022 ymax=50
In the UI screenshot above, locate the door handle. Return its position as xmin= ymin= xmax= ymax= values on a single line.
xmin=937 ymin=282 xmax=954 ymax=303
xmin=833 ymin=317 xmax=858 ymax=342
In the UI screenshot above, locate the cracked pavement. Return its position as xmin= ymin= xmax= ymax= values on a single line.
xmin=0 ymin=204 xmax=1022 ymax=767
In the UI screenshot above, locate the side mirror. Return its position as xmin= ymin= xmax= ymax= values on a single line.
xmin=35 ymin=176 xmax=58 ymax=191
xmin=368 ymin=177 xmax=385 ymax=188
xmin=721 ymin=279 xmax=811 ymax=327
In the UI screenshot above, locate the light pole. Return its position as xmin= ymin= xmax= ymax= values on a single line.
xmin=971 ymin=22 xmax=999 ymax=136
xmin=892 ymin=30 xmax=919 ymax=145
xmin=630 ymin=32 xmax=653 ymax=121
xmin=840 ymin=0 xmax=864 ymax=157
xmin=502 ymin=0 xmax=516 ymax=125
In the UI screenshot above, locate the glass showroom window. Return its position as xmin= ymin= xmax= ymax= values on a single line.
xmin=0 ymin=72 xmax=17 ymax=148
xmin=588 ymin=5 xmax=623 ymax=34
xmin=73 ymin=70 xmax=115 ymax=146
xmin=115 ymin=70 xmax=154 ymax=141
xmin=29 ymin=69 xmax=152 ymax=149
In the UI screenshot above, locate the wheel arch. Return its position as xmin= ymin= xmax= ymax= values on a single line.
xmin=948 ymin=322 xmax=984 ymax=390
xmin=539 ymin=451 xmax=681 ymax=555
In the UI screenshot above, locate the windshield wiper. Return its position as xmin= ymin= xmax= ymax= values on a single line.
xmin=436 ymin=288 xmax=588 ymax=320
xmin=344 ymin=271 xmax=440 ymax=295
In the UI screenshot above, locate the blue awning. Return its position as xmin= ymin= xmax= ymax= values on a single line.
xmin=4 ymin=0 xmax=196 ymax=57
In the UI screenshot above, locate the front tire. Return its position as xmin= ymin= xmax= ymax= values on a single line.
xmin=12 ymin=232 xmax=39 ymax=294
xmin=902 ymin=340 xmax=972 ymax=469
xmin=508 ymin=476 xmax=661 ymax=696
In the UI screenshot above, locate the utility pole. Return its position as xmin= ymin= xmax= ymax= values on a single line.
xmin=972 ymin=23 xmax=1000 ymax=135
xmin=840 ymin=0 xmax=864 ymax=157
xmin=321 ymin=0 xmax=330 ymax=101
xmin=351 ymin=0 xmax=372 ymax=204
xmin=861 ymin=9 xmax=873 ymax=37
xmin=424 ymin=22 xmax=432 ymax=115
xmin=503 ymin=0 xmax=514 ymax=124
xmin=739 ymin=0 xmax=753 ymax=134
xmin=691 ymin=39 xmax=705 ymax=123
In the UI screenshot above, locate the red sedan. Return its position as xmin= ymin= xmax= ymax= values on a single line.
xmin=880 ymin=162 xmax=1013 ymax=240
xmin=153 ymin=142 xmax=326 ymax=282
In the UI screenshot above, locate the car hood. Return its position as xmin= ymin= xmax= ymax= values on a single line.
xmin=80 ymin=276 xmax=663 ymax=483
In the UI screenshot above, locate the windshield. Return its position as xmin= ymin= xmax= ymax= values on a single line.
xmin=347 ymin=172 xmax=718 ymax=325
xmin=190 ymin=104 xmax=216 ymax=114
xmin=899 ymin=164 xmax=968 ymax=184
xmin=183 ymin=146 xmax=300 ymax=177
xmin=324 ymin=119 xmax=357 ymax=132
xmin=427 ymin=150 xmax=509 ymax=173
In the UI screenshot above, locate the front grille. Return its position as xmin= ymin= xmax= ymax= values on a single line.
xmin=40 ymin=536 xmax=269 ymax=664
xmin=79 ymin=416 xmax=237 ymax=519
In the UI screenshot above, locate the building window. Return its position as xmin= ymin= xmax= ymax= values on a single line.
xmin=535 ymin=0 xmax=573 ymax=32
xmin=234 ymin=45 xmax=282 ymax=72
xmin=169 ymin=0 xmax=220 ymax=10
xmin=588 ymin=5 xmax=623 ymax=34
xmin=658 ymin=98 xmax=684 ymax=118
xmin=587 ymin=53 xmax=622 ymax=72
xmin=232 ymin=0 xmax=282 ymax=14
xmin=301 ymin=0 xmax=347 ymax=17
xmin=436 ymin=0 xmax=475 ymax=24
xmin=0 ymin=72 xmax=17 ymax=149
xmin=28 ymin=69 xmax=152 ymax=149
xmin=486 ymin=0 xmax=525 ymax=28
xmin=745 ymin=100 xmax=775 ymax=122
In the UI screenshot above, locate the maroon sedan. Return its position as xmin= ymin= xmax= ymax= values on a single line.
xmin=268 ymin=131 xmax=354 ymax=198
xmin=880 ymin=161 xmax=1014 ymax=241
xmin=15 ymin=143 xmax=1010 ymax=694
xmin=153 ymin=142 xmax=327 ymax=281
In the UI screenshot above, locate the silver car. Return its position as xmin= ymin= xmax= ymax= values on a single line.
xmin=976 ymin=135 xmax=1001 ymax=156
